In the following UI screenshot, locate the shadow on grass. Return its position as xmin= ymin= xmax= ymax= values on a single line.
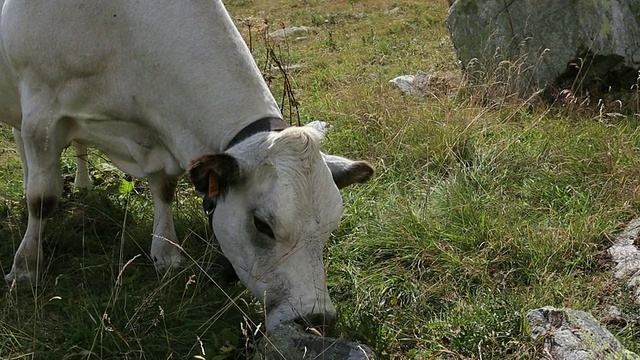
xmin=0 ymin=182 xmax=263 ymax=359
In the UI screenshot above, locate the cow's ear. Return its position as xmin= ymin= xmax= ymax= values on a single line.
xmin=322 ymin=153 xmax=374 ymax=189
xmin=188 ymin=154 xmax=241 ymax=197
xmin=304 ymin=120 xmax=332 ymax=138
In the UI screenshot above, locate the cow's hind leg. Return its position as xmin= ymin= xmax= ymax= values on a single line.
xmin=6 ymin=99 xmax=66 ymax=282
xmin=148 ymin=173 xmax=183 ymax=271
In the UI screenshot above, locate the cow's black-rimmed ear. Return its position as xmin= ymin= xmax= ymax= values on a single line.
xmin=322 ymin=153 xmax=374 ymax=189
xmin=188 ymin=154 xmax=241 ymax=196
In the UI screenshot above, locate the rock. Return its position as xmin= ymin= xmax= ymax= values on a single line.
xmin=385 ymin=7 xmax=402 ymax=15
xmin=389 ymin=74 xmax=421 ymax=96
xmin=601 ymin=305 xmax=631 ymax=327
xmin=445 ymin=0 xmax=640 ymax=96
xmin=609 ymin=217 xmax=640 ymax=303
xmin=389 ymin=70 xmax=461 ymax=97
xmin=271 ymin=63 xmax=303 ymax=71
xmin=252 ymin=323 xmax=377 ymax=360
xmin=268 ymin=26 xmax=314 ymax=38
xmin=526 ymin=307 xmax=640 ymax=360
xmin=389 ymin=70 xmax=433 ymax=97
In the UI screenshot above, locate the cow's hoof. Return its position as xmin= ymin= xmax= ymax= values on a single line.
xmin=5 ymin=268 xmax=37 ymax=283
xmin=154 ymin=253 xmax=183 ymax=272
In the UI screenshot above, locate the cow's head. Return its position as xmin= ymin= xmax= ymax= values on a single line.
xmin=188 ymin=126 xmax=372 ymax=330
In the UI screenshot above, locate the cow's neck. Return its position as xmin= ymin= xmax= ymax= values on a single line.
xmin=127 ymin=0 xmax=282 ymax=168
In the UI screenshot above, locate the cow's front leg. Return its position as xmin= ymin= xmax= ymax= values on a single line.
xmin=6 ymin=108 xmax=65 ymax=283
xmin=148 ymin=173 xmax=182 ymax=271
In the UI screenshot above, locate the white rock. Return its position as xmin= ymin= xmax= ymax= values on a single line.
xmin=389 ymin=70 xmax=432 ymax=97
xmin=268 ymin=26 xmax=314 ymax=38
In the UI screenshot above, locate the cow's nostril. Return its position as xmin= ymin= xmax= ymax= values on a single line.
xmin=294 ymin=312 xmax=336 ymax=334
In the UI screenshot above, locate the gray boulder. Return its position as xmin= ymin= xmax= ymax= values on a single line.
xmin=445 ymin=0 xmax=640 ymax=96
xmin=252 ymin=323 xmax=377 ymax=360
xmin=527 ymin=307 xmax=640 ymax=360
xmin=609 ymin=217 xmax=640 ymax=303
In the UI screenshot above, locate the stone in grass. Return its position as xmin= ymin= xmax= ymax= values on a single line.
xmin=609 ymin=217 xmax=640 ymax=303
xmin=389 ymin=70 xmax=432 ymax=97
xmin=389 ymin=70 xmax=460 ymax=98
xmin=252 ymin=322 xmax=377 ymax=360
xmin=527 ymin=306 xmax=640 ymax=360
xmin=268 ymin=26 xmax=315 ymax=38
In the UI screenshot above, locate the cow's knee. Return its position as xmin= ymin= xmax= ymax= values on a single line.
xmin=27 ymin=194 xmax=58 ymax=219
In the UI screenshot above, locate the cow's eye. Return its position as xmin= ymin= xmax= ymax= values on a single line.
xmin=253 ymin=216 xmax=275 ymax=238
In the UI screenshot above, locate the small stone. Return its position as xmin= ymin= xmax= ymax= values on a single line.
xmin=268 ymin=26 xmax=314 ymax=38
xmin=389 ymin=74 xmax=417 ymax=95
xmin=271 ymin=64 xmax=303 ymax=71
xmin=389 ymin=70 xmax=432 ymax=97
xmin=385 ymin=7 xmax=402 ymax=15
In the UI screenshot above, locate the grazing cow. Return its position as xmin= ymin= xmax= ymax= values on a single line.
xmin=0 ymin=0 xmax=373 ymax=330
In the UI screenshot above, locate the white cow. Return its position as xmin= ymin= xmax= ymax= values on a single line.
xmin=0 ymin=0 xmax=373 ymax=330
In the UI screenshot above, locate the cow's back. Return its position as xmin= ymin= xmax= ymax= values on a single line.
xmin=0 ymin=0 xmax=281 ymax=173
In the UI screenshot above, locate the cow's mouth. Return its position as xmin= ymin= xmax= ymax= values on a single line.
xmin=294 ymin=314 xmax=333 ymax=336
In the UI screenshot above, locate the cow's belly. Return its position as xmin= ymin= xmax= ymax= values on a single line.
xmin=71 ymin=118 xmax=183 ymax=179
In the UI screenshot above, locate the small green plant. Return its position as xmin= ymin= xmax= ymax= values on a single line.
xmin=323 ymin=30 xmax=339 ymax=52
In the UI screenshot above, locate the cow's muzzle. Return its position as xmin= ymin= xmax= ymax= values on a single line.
xmin=266 ymin=298 xmax=337 ymax=332
xmin=294 ymin=311 xmax=337 ymax=334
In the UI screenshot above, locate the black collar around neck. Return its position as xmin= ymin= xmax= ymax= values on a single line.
xmin=225 ymin=116 xmax=289 ymax=150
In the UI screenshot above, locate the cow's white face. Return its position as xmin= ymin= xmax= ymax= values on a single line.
xmin=188 ymin=126 xmax=372 ymax=330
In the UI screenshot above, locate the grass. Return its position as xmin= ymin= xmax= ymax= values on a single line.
xmin=2 ymin=0 xmax=640 ymax=358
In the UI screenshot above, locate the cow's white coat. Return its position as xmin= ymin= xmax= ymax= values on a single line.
xmin=0 ymin=0 xmax=372 ymax=329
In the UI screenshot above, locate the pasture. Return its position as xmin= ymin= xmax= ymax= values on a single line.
xmin=1 ymin=0 xmax=640 ymax=358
